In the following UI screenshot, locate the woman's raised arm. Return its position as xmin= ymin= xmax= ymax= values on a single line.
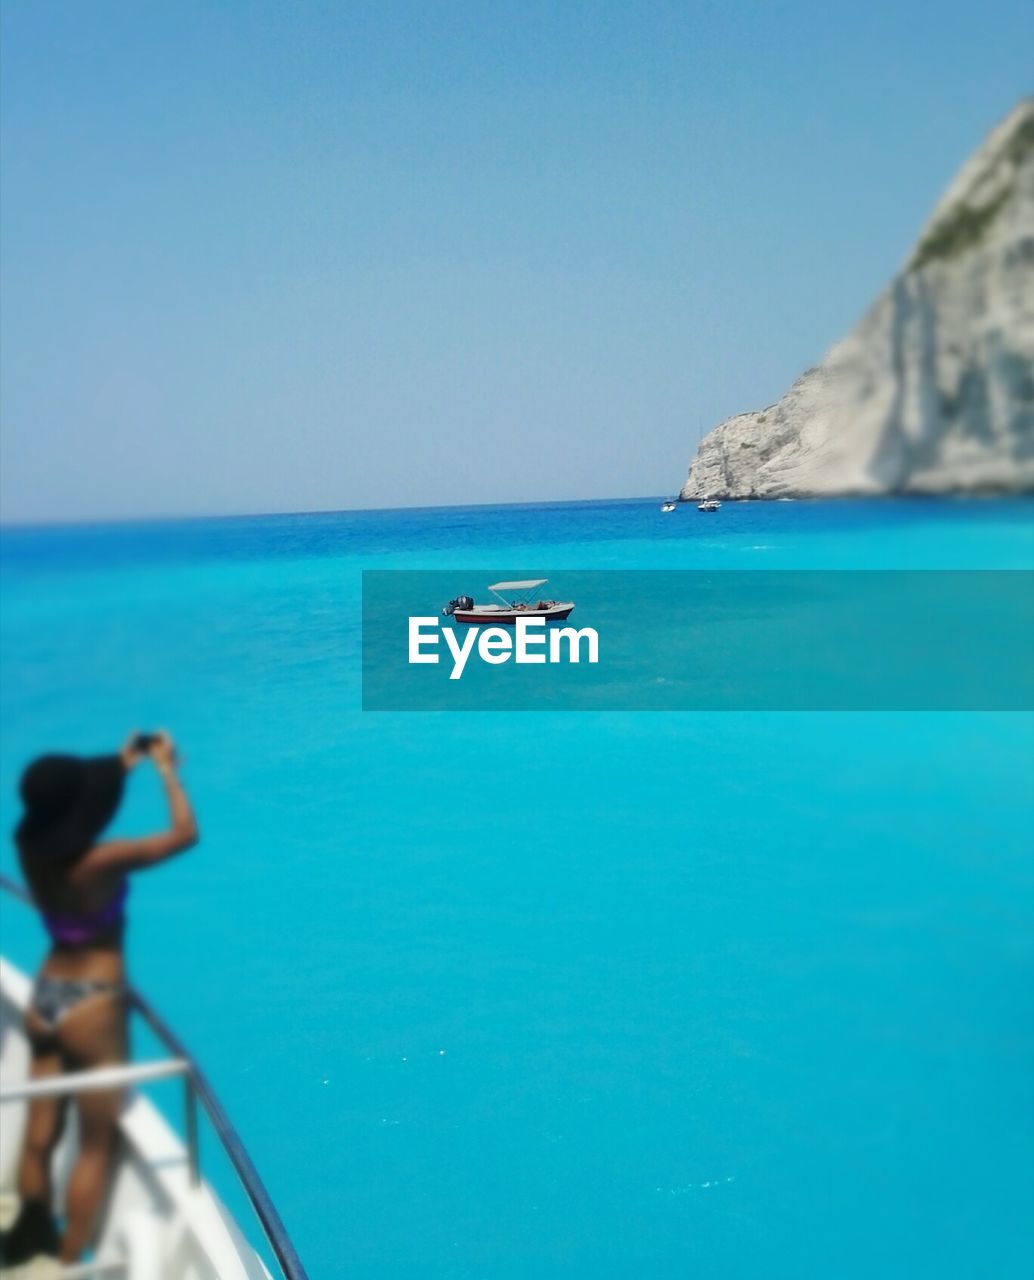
xmin=71 ymin=734 xmax=198 ymax=884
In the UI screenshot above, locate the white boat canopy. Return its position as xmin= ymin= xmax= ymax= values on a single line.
xmin=487 ymin=579 xmax=547 ymax=592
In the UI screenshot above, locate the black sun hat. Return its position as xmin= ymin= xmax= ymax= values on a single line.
xmin=14 ymin=754 xmax=126 ymax=864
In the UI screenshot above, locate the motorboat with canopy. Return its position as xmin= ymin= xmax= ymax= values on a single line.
xmin=442 ymin=580 xmax=575 ymax=625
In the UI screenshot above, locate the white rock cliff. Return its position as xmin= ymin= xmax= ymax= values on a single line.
xmin=682 ymin=99 xmax=1034 ymax=498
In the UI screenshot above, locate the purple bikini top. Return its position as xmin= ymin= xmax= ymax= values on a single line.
xmin=42 ymin=881 xmax=129 ymax=947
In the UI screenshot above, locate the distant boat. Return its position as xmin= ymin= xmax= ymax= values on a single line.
xmin=660 ymin=500 xmax=678 ymax=513
xmin=697 ymin=497 xmax=721 ymax=512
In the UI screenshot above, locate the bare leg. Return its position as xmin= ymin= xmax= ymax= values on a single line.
xmin=59 ymin=1087 xmax=122 ymax=1262
xmin=16 ymin=1030 xmax=66 ymax=1210
xmin=53 ymin=993 xmax=127 ymax=1262
xmin=5 ymin=1022 xmax=65 ymax=1260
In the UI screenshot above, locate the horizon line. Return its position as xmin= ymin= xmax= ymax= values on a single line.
xmin=0 ymin=492 xmax=671 ymax=534
xmin=2 ymin=490 xmax=1029 ymax=535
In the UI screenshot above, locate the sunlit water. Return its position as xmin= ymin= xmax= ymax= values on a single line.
xmin=2 ymin=498 xmax=1032 ymax=1279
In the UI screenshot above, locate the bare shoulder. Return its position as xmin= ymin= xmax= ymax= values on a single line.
xmin=68 ymin=839 xmax=137 ymax=888
xmin=71 ymin=835 xmax=157 ymax=883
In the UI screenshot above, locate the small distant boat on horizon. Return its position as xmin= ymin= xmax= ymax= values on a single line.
xmin=442 ymin=579 xmax=575 ymax=625
xmin=697 ymin=496 xmax=721 ymax=512
xmin=660 ymin=499 xmax=678 ymax=513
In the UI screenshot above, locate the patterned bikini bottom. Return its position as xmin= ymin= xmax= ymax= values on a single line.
xmin=30 ymin=975 xmax=124 ymax=1030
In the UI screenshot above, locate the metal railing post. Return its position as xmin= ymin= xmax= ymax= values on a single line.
xmin=184 ymin=1077 xmax=200 ymax=1187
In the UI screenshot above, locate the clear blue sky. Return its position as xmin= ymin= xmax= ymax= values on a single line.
xmin=2 ymin=1 xmax=1032 ymax=522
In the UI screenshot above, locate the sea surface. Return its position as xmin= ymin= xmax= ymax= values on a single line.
xmin=2 ymin=497 xmax=1033 ymax=1279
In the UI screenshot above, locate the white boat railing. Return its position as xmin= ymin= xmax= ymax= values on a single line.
xmin=34 ymin=1263 xmax=126 ymax=1279
xmin=1 ymin=1059 xmax=190 ymax=1103
xmin=0 ymin=873 xmax=309 ymax=1280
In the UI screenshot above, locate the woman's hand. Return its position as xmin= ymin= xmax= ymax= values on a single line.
xmin=148 ymin=731 xmax=179 ymax=772
xmin=120 ymin=731 xmax=147 ymax=771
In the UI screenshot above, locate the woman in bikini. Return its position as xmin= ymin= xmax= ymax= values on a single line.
xmin=3 ymin=731 xmax=198 ymax=1266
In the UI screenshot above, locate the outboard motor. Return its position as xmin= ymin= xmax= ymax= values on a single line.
xmin=442 ymin=595 xmax=474 ymax=616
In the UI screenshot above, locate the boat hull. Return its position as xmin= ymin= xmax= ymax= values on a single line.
xmin=451 ymin=603 xmax=575 ymax=625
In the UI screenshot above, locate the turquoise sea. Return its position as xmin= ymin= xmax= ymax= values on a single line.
xmin=1 ymin=497 xmax=1033 ymax=1278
